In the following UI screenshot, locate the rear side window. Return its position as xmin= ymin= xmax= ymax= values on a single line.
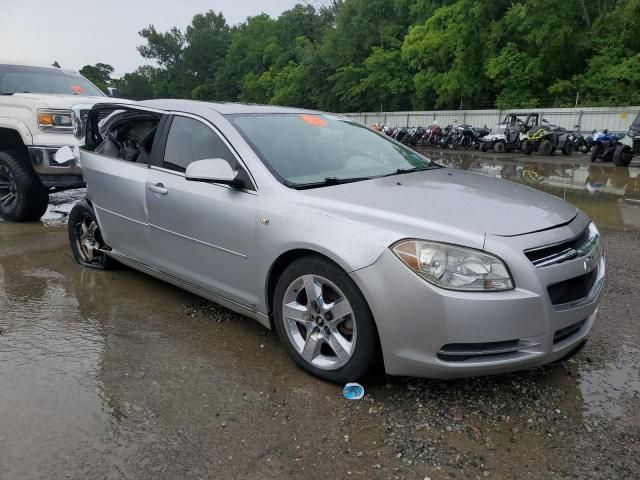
xmin=163 ymin=116 xmax=235 ymax=172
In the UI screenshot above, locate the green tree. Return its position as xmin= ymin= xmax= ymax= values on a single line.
xmin=80 ymin=63 xmax=114 ymax=92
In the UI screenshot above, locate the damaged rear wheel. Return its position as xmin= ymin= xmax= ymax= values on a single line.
xmin=68 ymin=199 xmax=114 ymax=270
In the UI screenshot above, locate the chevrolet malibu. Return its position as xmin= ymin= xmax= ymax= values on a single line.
xmin=68 ymin=101 xmax=605 ymax=383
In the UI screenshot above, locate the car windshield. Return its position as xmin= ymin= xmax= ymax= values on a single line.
xmin=490 ymin=125 xmax=506 ymax=134
xmin=228 ymin=113 xmax=435 ymax=187
xmin=0 ymin=64 xmax=104 ymax=97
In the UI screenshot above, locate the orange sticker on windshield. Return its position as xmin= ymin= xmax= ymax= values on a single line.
xmin=70 ymin=85 xmax=85 ymax=94
xmin=299 ymin=114 xmax=326 ymax=127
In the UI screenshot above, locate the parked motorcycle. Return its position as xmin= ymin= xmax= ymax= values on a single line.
xmin=567 ymin=125 xmax=591 ymax=154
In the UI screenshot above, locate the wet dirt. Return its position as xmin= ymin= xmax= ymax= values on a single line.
xmin=0 ymin=152 xmax=638 ymax=479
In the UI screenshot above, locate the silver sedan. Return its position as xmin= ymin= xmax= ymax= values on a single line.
xmin=68 ymin=100 xmax=604 ymax=383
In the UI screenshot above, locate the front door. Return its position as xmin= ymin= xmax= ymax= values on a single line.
xmin=80 ymin=107 xmax=164 ymax=265
xmin=145 ymin=115 xmax=259 ymax=308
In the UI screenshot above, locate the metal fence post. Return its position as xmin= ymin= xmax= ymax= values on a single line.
xmin=364 ymin=113 xmax=368 ymax=125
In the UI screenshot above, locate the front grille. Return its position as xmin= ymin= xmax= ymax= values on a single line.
xmin=553 ymin=319 xmax=587 ymax=344
xmin=437 ymin=339 xmax=535 ymax=362
xmin=525 ymin=223 xmax=598 ymax=268
xmin=547 ymin=268 xmax=598 ymax=305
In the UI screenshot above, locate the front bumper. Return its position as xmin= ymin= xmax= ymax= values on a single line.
xmin=28 ymin=145 xmax=84 ymax=189
xmin=350 ymin=214 xmax=604 ymax=378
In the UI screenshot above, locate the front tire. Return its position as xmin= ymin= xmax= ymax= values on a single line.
xmin=591 ymin=144 xmax=602 ymax=162
xmin=521 ymin=140 xmax=534 ymax=155
xmin=494 ymin=141 xmax=506 ymax=153
xmin=273 ymin=256 xmax=380 ymax=383
xmin=562 ymin=141 xmax=573 ymax=156
xmin=613 ymin=145 xmax=633 ymax=166
xmin=539 ymin=139 xmax=554 ymax=156
xmin=0 ymin=150 xmax=49 ymax=222
xmin=68 ymin=200 xmax=114 ymax=270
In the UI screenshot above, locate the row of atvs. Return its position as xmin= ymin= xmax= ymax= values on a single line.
xmin=372 ymin=112 xmax=639 ymax=167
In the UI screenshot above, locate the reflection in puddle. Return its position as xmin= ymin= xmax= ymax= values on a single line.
xmin=419 ymin=149 xmax=640 ymax=232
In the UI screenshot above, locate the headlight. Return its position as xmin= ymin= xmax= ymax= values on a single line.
xmin=37 ymin=109 xmax=73 ymax=133
xmin=392 ymin=240 xmax=514 ymax=291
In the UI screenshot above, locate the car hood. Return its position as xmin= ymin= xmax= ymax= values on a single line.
xmin=301 ymin=168 xmax=577 ymax=238
xmin=10 ymin=93 xmax=125 ymax=109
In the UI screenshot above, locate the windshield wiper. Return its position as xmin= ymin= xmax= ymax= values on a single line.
xmin=290 ymin=176 xmax=374 ymax=190
xmin=385 ymin=164 xmax=441 ymax=176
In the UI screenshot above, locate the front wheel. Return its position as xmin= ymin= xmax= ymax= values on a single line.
xmin=562 ymin=141 xmax=573 ymax=156
xmin=0 ymin=150 xmax=49 ymax=222
xmin=521 ymin=140 xmax=534 ymax=155
xmin=273 ymin=256 xmax=380 ymax=383
xmin=68 ymin=200 xmax=114 ymax=270
xmin=539 ymin=139 xmax=554 ymax=156
xmin=494 ymin=141 xmax=506 ymax=153
xmin=613 ymin=145 xmax=633 ymax=167
xmin=591 ymin=144 xmax=602 ymax=162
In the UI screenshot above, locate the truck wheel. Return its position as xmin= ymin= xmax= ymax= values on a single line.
xmin=0 ymin=150 xmax=49 ymax=222
xmin=613 ymin=145 xmax=633 ymax=167
xmin=68 ymin=200 xmax=114 ymax=270
xmin=494 ymin=141 xmax=506 ymax=153
xmin=539 ymin=139 xmax=553 ymax=156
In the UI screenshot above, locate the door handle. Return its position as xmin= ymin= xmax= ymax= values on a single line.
xmin=148 ymin=183 xmax=168 ymax=195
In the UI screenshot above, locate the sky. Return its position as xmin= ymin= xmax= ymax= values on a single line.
xmin=0 ymin=0 xmax=304 ymax=75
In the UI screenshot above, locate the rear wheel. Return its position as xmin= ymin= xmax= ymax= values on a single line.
xmin=494 ymin=141 xmax=506 ymax=153
xmin=539 ymin=139 xmax=554 ymax=156
xmin=613 ymin=145 xmax=633 ymax=167
xmin=521 ymin=140 xmax=534 ymax=155
xmin=562 ymin=141 xmax=573 ymax=156
xmin=591 ymin=144 xmax=602 ymax=162
xmin=273 ymin=256 xmax=380 ymax=383
xmin=0 ymin=150 xmax=49 ymax=222
xmin=479 ymin=142 xmax=488 ymax=152
xmin=68 ymin=200 xmax=114 ymax=270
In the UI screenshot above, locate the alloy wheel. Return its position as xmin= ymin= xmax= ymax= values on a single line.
xmin=0 ymin=164 xmax=18 ymax=209
xmin=74 ymin=213 xmax=102 ymax=263
xmin=282 ymin=274 xmax=357 ymax=370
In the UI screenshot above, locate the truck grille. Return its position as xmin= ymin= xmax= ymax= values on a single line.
xmin=525 ymin=223 xmax=598 ymax=268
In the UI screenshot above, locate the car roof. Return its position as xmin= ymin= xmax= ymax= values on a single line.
xmin=138 ymin=99 xmax=323 ymax=116
xmin=0 ymin=60 xmax=79 ymax=75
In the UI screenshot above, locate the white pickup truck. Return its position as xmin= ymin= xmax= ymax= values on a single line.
xmin=0 ymin=61 xmax=122 ymax=221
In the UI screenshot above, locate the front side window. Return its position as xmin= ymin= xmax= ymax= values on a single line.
xmin=228 ymin=113 xmax=435 ymax=188
xmin=163 ymin=116 xmax=236 ymax=172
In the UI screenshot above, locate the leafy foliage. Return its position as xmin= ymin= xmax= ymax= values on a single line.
xmin=106 ymin=0 xmax=639 ymax=111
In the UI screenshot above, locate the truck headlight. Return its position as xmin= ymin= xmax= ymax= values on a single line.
xmin=392 ymin=240 xmax=514 ymax=291
xmin=37 ymin=109 xmax=74 ymax=133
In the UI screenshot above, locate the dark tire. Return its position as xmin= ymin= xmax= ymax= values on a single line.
xmin=591 ymin=144 xmax=602 ymax=162
xmin=613 ymin=145 xmax=633 ymax=167
xmin=0 ymin=150 xmax=49 ymax=222
xmin=273 ymin=255 xmax=381 ymax=383
xmin=521 ymin=140 xmax=534 ymax=155
xmin=539 ymin=139 xmax=554 ymax=156
xmin=479 ymin=142 xmax=488 ymax=152
xmin=562 ymin=141 xmax=573 ymax=156
xmin=494 ymin=141 xmax=506 ymax=153
xmin=68 ymin=200 xmax=114 ymax=270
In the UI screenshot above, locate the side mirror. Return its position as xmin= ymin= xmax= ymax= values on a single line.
xmin=185 ymin=158 xmax=246 ymax=189
xmin=106 ymin=87 xmax=119 ymax=98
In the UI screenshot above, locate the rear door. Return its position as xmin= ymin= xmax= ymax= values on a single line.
xmin=81 ymin=105 xmax=165 ymax=265
xmin=145 ymin=114 xmax=259 ymax=307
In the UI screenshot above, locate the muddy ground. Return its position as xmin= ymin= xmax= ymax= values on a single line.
xmin=1 ymin=151 xmax=639 ymax=479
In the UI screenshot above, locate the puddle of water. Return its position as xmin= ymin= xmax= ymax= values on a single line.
xmin=577 ymin=342 xmax=640 ymax=417
xmin=418 ymin=149 xmax=640 ymax=232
